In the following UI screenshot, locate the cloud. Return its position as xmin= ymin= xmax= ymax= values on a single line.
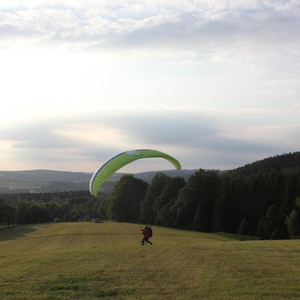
xmin=88 ymin=110 xmax=296 ymax=150
xmin=1 ymin=109 xmax=298 ymax=171
xmin=0 ymin=0 xmax=299 ymax=59
xmin=1 ymin=1 xmax=300 ymax=171
xmin=0 ymin=119 xmax=116 ymax=160
xmin=99 ymin=111 xmax=216 ymax=145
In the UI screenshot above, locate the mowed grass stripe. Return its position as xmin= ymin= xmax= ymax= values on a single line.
xmin=1 ymin=222 xmax=300 ymax=299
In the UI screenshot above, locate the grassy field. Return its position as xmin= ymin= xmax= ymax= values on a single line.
xmin=1 ymin=222 xmax=300 ymax=299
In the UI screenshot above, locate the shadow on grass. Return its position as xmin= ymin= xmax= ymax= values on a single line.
xmin=0 ymin=225 xmax=37 ymax=241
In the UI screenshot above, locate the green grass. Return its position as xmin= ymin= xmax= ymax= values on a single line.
xmin=1 ymin=222 xmax=300 ymax=299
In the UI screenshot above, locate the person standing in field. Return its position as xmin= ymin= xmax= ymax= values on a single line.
xmin=140 ymin=225 xmax=153 ymax=246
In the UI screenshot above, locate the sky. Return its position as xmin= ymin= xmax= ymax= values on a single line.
xmin=1 ymin=0 xmax=300 ymax=173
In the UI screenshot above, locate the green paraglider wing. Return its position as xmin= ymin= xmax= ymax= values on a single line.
xmin=89 ymin=149 xmax=181 ymax=197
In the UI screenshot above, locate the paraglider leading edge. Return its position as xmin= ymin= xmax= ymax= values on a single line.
xmin=89 ymin=149 xmax=181 ymax=197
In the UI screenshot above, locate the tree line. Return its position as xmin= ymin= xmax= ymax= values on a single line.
xmin=0 ymin=191 xmax=99 ymax=227
xmin=102 ymin=169 xmax=300 ymax=239
xmin=2 ymin=152 xmax=300 ymax=239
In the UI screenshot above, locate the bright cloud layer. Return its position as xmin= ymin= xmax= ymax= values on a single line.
xmin=1 ymin=0 xmax=300 ymax=172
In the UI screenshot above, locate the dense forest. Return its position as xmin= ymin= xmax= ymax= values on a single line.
xmin=1 ymin=152 xmax=300 ymax=239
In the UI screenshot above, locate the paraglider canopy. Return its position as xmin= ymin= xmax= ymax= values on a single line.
xmin=89 ymin=149 xmax=181 ymax=197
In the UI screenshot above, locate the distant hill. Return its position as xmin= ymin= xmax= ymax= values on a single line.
xmin=229 ymin=152 xmax=300 ymax=177
xmin=0 ymin=169 xmax=197 ymax=194
xmin=2 ymin=151 xmax=300 ymax=194
xmin=0 ymin=170 xmax=92 ymax=194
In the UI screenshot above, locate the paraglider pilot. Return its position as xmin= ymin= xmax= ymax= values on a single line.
xmin=140 ymin=225 xmax=153 ymax=246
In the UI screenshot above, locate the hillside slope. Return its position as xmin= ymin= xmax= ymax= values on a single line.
xmin=1 ymin=222 xmax=300 ymax=299
xmin=230 ymin=151 xmax=300 ymax=177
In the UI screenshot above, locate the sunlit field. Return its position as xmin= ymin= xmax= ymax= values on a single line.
xmin=1 ymin=222 xmax=300 ymax=299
